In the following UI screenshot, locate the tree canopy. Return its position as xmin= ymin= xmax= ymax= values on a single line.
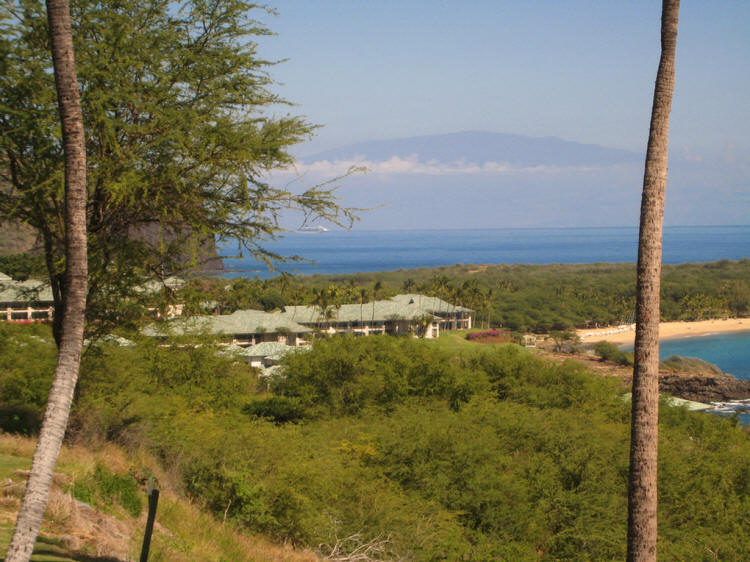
xmin=0 ymin=0 xmax=356 ymax=336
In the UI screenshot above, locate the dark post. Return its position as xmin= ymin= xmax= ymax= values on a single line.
xmin=140 ymin=486 xmax=160 ymax=562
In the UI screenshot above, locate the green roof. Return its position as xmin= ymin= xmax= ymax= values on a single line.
xmin=134 ymin=276 xmax=185 ymax=295
xmin=0 ymin=279 xmax=54 ymax=304
xmin=243 ymin=342 xmax=307 ymax=360
xmin=280 ymin=301 xmax=433 ymax=324
xmin=143 ymin=294 xmax=469 ymax=338
xmin=389 ymin=294 xmax=473 ymax=313
xmin=143 ymin=309 xmax=311 ymax=337
xmin=280 ymin=294 xmax=471 ymax=325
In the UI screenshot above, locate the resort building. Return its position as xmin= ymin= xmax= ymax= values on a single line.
xmin=144 ymin=293 xmax=471 ymax=366
xmin=279 ymin=294 xmax=472 ymax=338
xmin=224 ymin=341 xmax=305 ymax=371
xmin=143 ymin=308 xmax=312 ymax=347
xmin=0 ymin=274 xmax=54 ymax=322
xmin=0 ymin=274 xmax=187 ymax=323
xmin=390 ymin=294 xmax=473 ymax=332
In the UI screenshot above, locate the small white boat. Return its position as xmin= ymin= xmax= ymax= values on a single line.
xmin=298 ymin=225 xmax=329 ymax=233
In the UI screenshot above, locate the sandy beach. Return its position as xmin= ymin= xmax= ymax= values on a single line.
xmin=577 ymin=318 xmax=750 ymax=346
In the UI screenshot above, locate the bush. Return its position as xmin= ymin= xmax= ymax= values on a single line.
xmin=73 ymin=465 xmax=143 ymax=517
xmin=0 ymin=404 xmax=43 ymax=435
xmin=593 ymin=340 xmax=633 ymax=366
xmin=243 ymin=397 xmax=307 ymax=424
xmin=660 ymin=355 xmax=724 ymax=375
xmin=466 ymin=330 xmax=500 ymax=341
xmin=274 ymin=336 xmax=486 ymax=416
xmin=0 ymin=324 xmax=56 ymax=410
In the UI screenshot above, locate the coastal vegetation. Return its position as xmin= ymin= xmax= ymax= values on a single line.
xmin=173 ymin=259 xmax=750 ymax=333
xmin=3 ymin=322 xmax=750 ymax=559
xmin=4 ymin=256 xmax=748 ymax=334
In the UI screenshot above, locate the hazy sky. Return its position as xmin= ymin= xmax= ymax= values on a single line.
xmin=260 ymin=1 xmax=749 ymax=156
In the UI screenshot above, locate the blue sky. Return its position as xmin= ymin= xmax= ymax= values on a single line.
xmin=256 ymin=2 xmax=749 ymax=229
xmin=260 ymin=1 xmax=749 ymax=155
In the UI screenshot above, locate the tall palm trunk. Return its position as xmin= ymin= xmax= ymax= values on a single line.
xmin=627 ymin=1 xmax=680 ymax=560
xmin=5 ymin=1 xmax=88 ymax=560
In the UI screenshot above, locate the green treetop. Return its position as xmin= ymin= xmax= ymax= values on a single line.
xmin=0 ymin=0 xmax=357 ymax=340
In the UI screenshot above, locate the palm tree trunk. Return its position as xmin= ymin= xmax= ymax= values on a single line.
xmin=5 ymin=1 xmax=88 ymax=560
xmin=627 ymin=2 xmax=680 ymax=561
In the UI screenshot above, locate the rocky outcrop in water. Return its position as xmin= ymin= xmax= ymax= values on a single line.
xmin=658 ymin=371 xmax=750 ymax=403
xmin=655 ymin=355 xmax=750 ymax=403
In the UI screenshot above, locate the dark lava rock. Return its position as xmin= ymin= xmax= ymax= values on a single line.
xmin=659 ymin=371 xmax=750 ymax=403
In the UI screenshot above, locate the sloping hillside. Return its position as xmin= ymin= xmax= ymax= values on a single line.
xmin=0 ymin=434 xmax=318 ymax=561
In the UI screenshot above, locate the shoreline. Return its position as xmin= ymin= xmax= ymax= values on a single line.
xmin=577 ymin=318 xmax=750 ymax=346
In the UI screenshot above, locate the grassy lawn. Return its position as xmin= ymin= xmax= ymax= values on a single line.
xmin=0 ymin=454 xmax=30 ymax=479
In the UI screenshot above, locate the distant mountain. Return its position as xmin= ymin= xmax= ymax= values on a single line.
xmin=301 ymin=131 xmax=642 ymax=167
xmin=286 ymin=131 xmax=748 ymax=230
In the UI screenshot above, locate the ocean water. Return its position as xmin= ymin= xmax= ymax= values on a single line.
xmin=658 ymin=331 xmax=750 ymax=381
xmin=220 ymin=225 xmax=750 ymax=278
xmin=625 ymin=332 xmax=750 ymax=422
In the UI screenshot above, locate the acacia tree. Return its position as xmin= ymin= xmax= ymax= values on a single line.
xmin=4 ymin=0 xmax=87 ymax=559
xmin=0 ymin=0 xmax=356 ymax=342
xmin=627 ymin=1 xmax=680 ymax=560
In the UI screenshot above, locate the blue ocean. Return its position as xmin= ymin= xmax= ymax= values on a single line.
xmin=220 ymin=225 xmax=750 ymax=278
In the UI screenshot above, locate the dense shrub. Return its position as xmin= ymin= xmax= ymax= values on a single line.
xmin=0 ymin=324 xmax=56 ymax=434
xmin=73 ymin=464 xmax=143 ymax=517
xmin=593 ymin=340 xmax=633 ymax=366
xmin=660 ymin=355 xmax=724 ymax=375
xmin=0 ymin=404 xmax=43 ymax=435
xmin=274 ymin=336 xmax=486 ymax=416
xmin=243 ymin=397 xmax=307 ymax=424
xmin=0 ymin=253 xmax=47 ymax=280
xmin=7 ymin=326 xmax=750 ymax=560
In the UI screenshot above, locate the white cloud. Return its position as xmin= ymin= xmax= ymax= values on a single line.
xmin=275 ymin=154 xmax=618 ymax=178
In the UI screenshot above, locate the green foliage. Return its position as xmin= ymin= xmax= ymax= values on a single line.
xmin=7 ymin=326 xmax=750 ymax=559
xmin=0 ymin=253 xmax=46 ymax=281
xmin=0 ymin=324 xmax=56 ymax=434
xmin=549 ymin=329 xmax=579 ymax=352
xmin=275 ymin=336 xmax=486 ymax=416
xmin=593 ymin=340 xmax=634 ymax=366
xmin=0 ymin=405 xmax=42 ymax=435
xmin=0 ymin=0 xmax=357 ymax=334
xmin=59 ymin=333 xmax=255 ymax=447
xmin=468 ymin=345 xmax=626 ymax=412
xmin=660 ymin=355 xmax=724 ymax=375
xmin=72 ymin=464 xmax=143 ymax=518
xmin=243 ymin=397 xmax=307 ymax=424
xmin=241 ymin=260 xmax=750 ymax=333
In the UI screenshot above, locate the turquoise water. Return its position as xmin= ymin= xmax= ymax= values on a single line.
xmin=659 ymin=331 xmax=750 ymax=423
xmin=627 ymin=331 xmax=750 ymax=422
xmin=658 ymin=331 xmax=750 ymax=380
